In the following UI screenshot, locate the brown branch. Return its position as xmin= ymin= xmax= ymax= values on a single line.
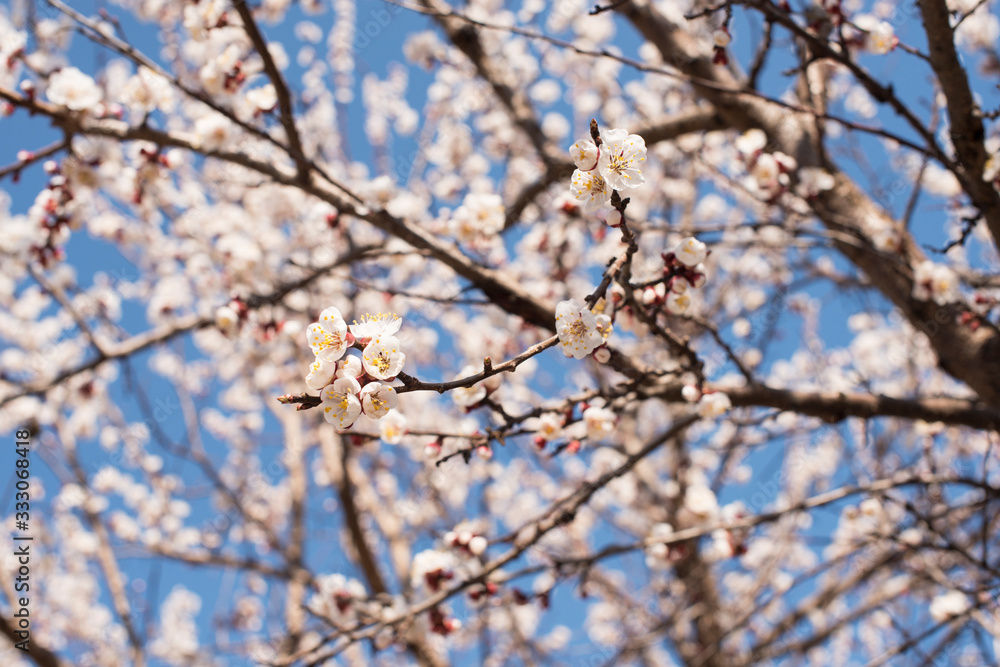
xmin=0 ymin=137 xmax=69 ymax=181
xmin=616 ymin=0 xmax=1000 ymax=407
xmin=275 ymin=415 xmax=698 ymax=666
xmin=416 ymin=0 xmax=560 ymax=168
xmin=231 ymin=0 xmax=309 ymax=181
xmin=646 ymin=381 xmax=1000 ymax=431
xmin=0 ymin=617 xmax=65 ymax=667
xmin=0 ymin=234 xmax=381 ymax=408
xmin=916 ymin=0 xmax=1000 ymax=250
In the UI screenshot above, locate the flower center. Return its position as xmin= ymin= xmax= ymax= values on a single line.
xmin=608 ymin=152 xmax=630 ymax=177
xmin=321 ymin=332 xmax=343 ymax=350
xmin=373 ymin=352 xmax=392 ymax=374
xmin=568 ymin=319 xmax=589 ymax=339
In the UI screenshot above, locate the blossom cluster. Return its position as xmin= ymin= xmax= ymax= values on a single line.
xmin=803 ymin=3 xmax=897 ymax=54
xmin=525 ymin=400 xmax=618 ymax=454
xmin=305 ymin=308 xmax=406 ymax=431
xmin=568 ymin=127 xmax=647 ymax=213
xmin=736 ymin=129 xmax=837 ymax=203
xmin=554 ymin=299 xmax=612 ymax=360
xmin=636 ymin=236 xmax=711 ymax=317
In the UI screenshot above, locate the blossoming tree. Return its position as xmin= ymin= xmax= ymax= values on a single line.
xmin=1 ymin=0 xmax=1000 ymax=665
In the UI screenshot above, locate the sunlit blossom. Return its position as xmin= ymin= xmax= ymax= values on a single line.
xmin=307 ymin=307 xmax=351 ymax=361
xmin=46 ymin=67 xmax=102 ymax=111
xmin=597 ymin=128 xmax=646 ymax=191
xmin=321 ymin=377 xmax=362 ymax=430
xmin=359 ymin=382 xmax=398 ymax=419
xmin=350 ymin=312 xmax=402 ymax=343
xmin=555 ymin=299 xmax=605 ymax=359
xmin=569 ymin=168 xmax=610 ymax=213
xmin=362 ymin=335 xmax=406 ymax=380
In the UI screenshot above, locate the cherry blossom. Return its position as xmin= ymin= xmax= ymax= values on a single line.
xmin=349 ymin=312 xmax=402 ymax=344
xmin=307 ymin=307 xmax=351 ymax=361
xmin=412 ymin=549 xmax=455 ymax=592
xmin=336 ymin=355 xmax=364 ymax=380
xmin=929 ymin=590 xmax=971 ymax=622
xmin=674 ymin=237 xmax=708 ymax=267
xmin=450 ymin=191 xmax=505 ymax=240
xmin=555 ymin=299 xmax=605 ymax=359
xmin=665 ymin=291 xmax=691 ymax=315
xmin=697 ymin=391 xmax=732 ymax=418
xmin=46 ymin=67 xmax=102 ymax=111
xmin=246 ymin=84 xmax=278 ymax=112
xmin=912 ymin=261 xmax=960 ymax=304
xmin=308 ymin=574 xmax=367 ymax=621
xmin=569 ymin=138 xmax=599 ymax=171
xmin=855 ymin=15 xmax=898 ymax=54
xmin=597 ymin=128 xmax=647 ymax=190
xmin=583 ymin=405 xmax=616 ymax=441
xmin=4 ymin=2 xmax=1000 ymax=665
xmin=361 ymin=335 xmax=406 ymax=380
xmin=379 ymin=411 xmax=408 ymax=444
xmin=645 ymin=523 xmax=675 ymax=569
xmin=321 ymin=377 xmax=363 ymax=430
xmin=569 ymin=168 xmax=610 ymax=213
xmin=305 ymin=357 xmax=338 ymax=391
xmin=359 ymin=382 xmax=398 ymax=419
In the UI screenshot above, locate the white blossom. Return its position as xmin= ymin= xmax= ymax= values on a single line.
xmin=555 ymin=299 xmax=605 ymax=359
xmin=912 ymin=261 xmax=960 ymax=304
xmin=307 ymin=307 xmax=351 ymax=361
xmin=305 ymin=357 xmax=338 ymax=391
xmin=796 ymin=167 xmax=836 ymax=197
xmin=412 ymin=549 xmax=455 ymax=591
xmin=451 ymin=192 xmax=505 ymax=240
xmin=321 ymin=377 xmax=363 ymax=430
xmin=308 ymin=573 xmax=367 ymax=620
xmin=675 ymin=237 xmax=708 ymax=267
xmin=698 ymin=391 xmax=732 ymax=418
xmin=350 ymin=312 xmax=402 ymax=343
xmin=666 ymin=291 xmax=691 ymax=315
xmin=362 ymin=335 xmax=406 ymax=380
xmin=215 ymin=305 xmax=239 ymax=333
xmin=336 ymin=355 xmax=364 ymax=379
xmin=123 ymin=66 xmax=175 ymax=114
xmin=597 ymin=128 xmax=647 ymax=190
xmin=246 ymin=84 xmax=278 ymax=111
xmin=569 ymin=138 xmax=599 ymax=171
xmin=929 ymin=590 xmax=970 ymax=622
xmin=194 ymin=113 xmax=232 ymax=152
xmin=855 ymin=15 xmax=897 ymax=54
xmin=379 ymin=411 xmax=408 ymax=443
xmin=684 ymin=484 xmax=720 ymax=520
xmin=46 ymin=67 xmax=103 ymax=111
xmin=583 ymin=406 xmax=616 ymax=441
xmin=359 ymin=382 xmax=398 ymax=419
xmin=569 ymin=168 xmax=610 ymax=213
xmin=681 ymin=385 xmax=701 ymax=402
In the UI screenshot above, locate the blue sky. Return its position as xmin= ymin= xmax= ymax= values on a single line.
xmin=1 ymin=0 xmax=997 ymax=664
